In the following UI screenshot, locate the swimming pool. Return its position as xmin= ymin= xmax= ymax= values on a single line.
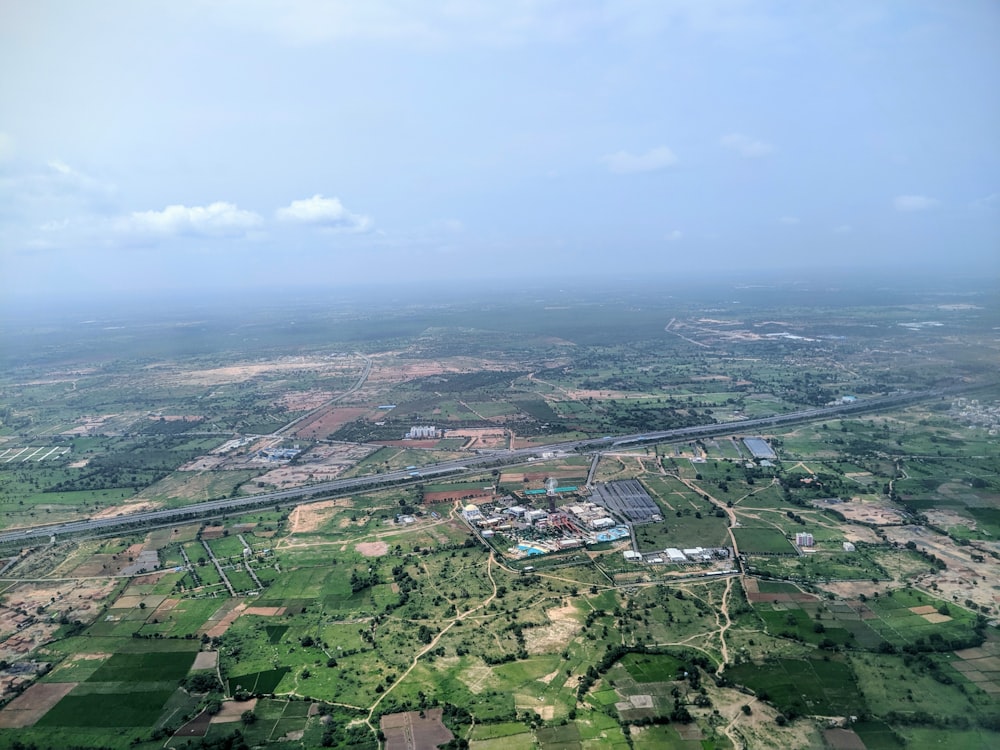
xmin=516 ymin=543 xmax=546 ymax=556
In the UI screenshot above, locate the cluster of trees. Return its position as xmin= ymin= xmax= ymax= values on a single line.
xmin=904 ymin=540 xmax=948 ymax=571
xmin=349 ymin=567 xmax=381 ymax=594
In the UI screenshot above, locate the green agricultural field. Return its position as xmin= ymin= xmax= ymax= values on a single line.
xmin=470 ymin=734 xmax=537 ymax=750
xmin=207 ymin=534 xmax=246 ymax=558
xmin=86 ymin=650 xmax=196 ymax=683
xmin=725 ymin=657 xmax=864 ymax=718
xmin=732 ymin=527 xmax=796 ymax=555
xmin=632 ymin=724 xmax=714 ymax=749
xmin=749 ymin=549 xmax=887 ymax=581
xmin=228 ymin=667 xmax=291 ymax=695
xmin=852 ymin=720 xmax=906 ymax=750
xmin=862 ymin=589 xmax=984 ymax=649
xmin=755 ymin=580 xmax=802 ymax=594
xmin=469 ymin=721 xmax=530 ymax=741
xmin=619 ymin=652 xmax=685 ymax=682
xmin=37 ymin=690 xmax=179 ymax=728
xmin=896 ymin=727 xmax=1000 ymax=750
xmin=849 ymin=652 xmax=996 ymax=726
xmin=754 ymin=602 xmax=855 ymax=646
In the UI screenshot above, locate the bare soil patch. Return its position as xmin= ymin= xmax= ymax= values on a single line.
xmin=212 ymin=698 xmax=258 ymax=723
xmin=823 ymin=728 xmax=866 ymax=750
xmin=132 ymin=572 xmax=168 ymax=586
xmin=254 ymin=464 xmax=340 ymax=489
xmin=276 ymin=390 xmax=335 ymax=412
xmin=151 ymin=598 xmax=180 ymax=619
xmin=369 ymin=357 xmax=512 ymax=387
xmin=178 ymin=456 xmax=226 ymax=471
xmin=424 ymin=488 xmax=494 ymax=503
xmin=1 ymin=580 xmax=114 ymax=659
xmin=525 ymin=604 xmax=581 ymax=655
xmin=113 ymin=594 xmax=147 ymax=609
xmin=357 ymin=541 xmax=389 ymax=557
xmin=841 ymin=525 xmax=881 ymax=544
xmin=883 ymin=526 xmax=998 ymax=612
xmin=615 ymin=694 xmax=654 ymax=711
xmin=381 ymin=708 xmax=454 ymax=750
xmin=442 ymin=428 xmax=508 ymax=450
xmin=288 ymin=499 xmax=352 ymax=534
xmin=61 ymin=414 xmax=114 ymax=436
xmin=826 ymin=498 xmax=906 ymax=526
xmin=909 ymin=605 xmax=937 ymax=615
xmin=292 ymin=406 xmax=375 ymax=439
xmin=156 ymin=357 xmax=355 ymax=387
xmin=91 ymin=500 xmax=161 ymax=519
xmin=922 ymin=612 xmax=952 ymax=624
xmin=201 ymin=601 xmax=246 ymax=639
xmin=457 ymin=662 xmax=493 ymax=694
xmin=817 ymin=581 xmax=884 ymax=601
xmin=192 ymin=651 xmax=219 ymax=670
xmin=702 ymin=684 xmax=822 ymax=749
xmin=0 ymin=682 xmax=76 ymax=728
xmin=175 ymin=709 xmax=213 ymax=738
xmin=244 ymin=606 xmax=286 ymax=617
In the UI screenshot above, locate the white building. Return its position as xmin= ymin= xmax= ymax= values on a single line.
xmin=406 ymin=425 xmax=439 ymax=439
xmin=795 ymin=532 xmax=815 ymax=547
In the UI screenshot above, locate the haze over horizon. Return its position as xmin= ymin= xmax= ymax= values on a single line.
xmin=2 ymin=1 xmax=999 ymax=306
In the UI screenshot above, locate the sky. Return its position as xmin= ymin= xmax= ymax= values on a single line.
xmin=2 ymin=1 xmax=999 ymax=303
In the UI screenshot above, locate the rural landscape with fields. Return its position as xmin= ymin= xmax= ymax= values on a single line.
xmin=4 ymin=1 xmax=999 ymax=748
xmin=0 ymin=278 xmax=998 ymax=750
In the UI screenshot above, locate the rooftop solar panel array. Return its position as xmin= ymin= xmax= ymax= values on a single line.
xmin=590 ymin=480 xmax=661 ymax=523
xmin=742 ymin=437 xmax=776 ymax=459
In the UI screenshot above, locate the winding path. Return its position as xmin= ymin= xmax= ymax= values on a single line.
xmin=363 ymin=551 xmax=501 ymax=740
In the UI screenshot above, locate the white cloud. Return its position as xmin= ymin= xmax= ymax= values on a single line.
xmin=603 ymin=146 xmax=677 ymax=174
xmin=276 ymin=194 xmax=372 ymax=232
xmin=666 ymin=229 xmax=683 ymax=242
xmin=47 ymin=159 xmax=74 ymax=175
xmin=119 ymin=202 xmax=263 ymax=236
xmin=971 ymin=193 xmax=999 ymax=211
xmin=893 ymin=195 xmax=940 ymax=212
xmin=720 ymin=133 xmax=774 ymax=158
xmin=779 ymin=216 xmax=799 ymax=225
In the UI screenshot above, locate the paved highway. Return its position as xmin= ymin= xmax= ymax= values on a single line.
xmin=0 ymin=387 xmax=954 ymax=547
